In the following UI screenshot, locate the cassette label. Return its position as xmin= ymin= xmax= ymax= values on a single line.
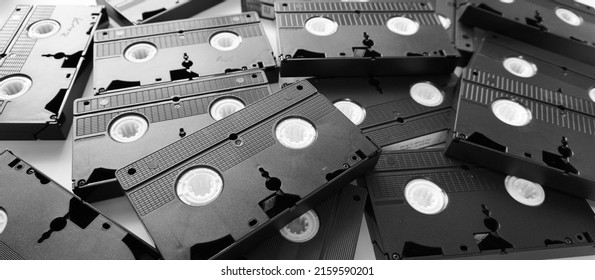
xmin=98 ymin=0 xmax=223 ymax=26
xmin=363 ymin=149 xmax=595 ymax=259
xmin=275 ymin=1 xmax=459 ymax=77
xmin=115 ymin=80 xmax=380 ymax=259
xmin=0 ymin=5 xmax=107 ymax=140
xmin=93 ymin=12 xmax=277 ymax=94
xmin=446 ymin=34 xmax=595 ymax=199
xmin=0 ymin=151 xmax=161 ymax=260
xmin=459 ymin=0 xmax=595 ymax=66
xmin=73 ymin=71 xmax=271 ymax=202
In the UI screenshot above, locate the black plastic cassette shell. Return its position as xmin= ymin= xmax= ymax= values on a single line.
xmin=275 ymin=1 xmax=460 ymax=77
xmin=115 ymin=80 xmax=380 ymax=259
xmin=93 ymin=12 xmax=278 ymax=94
xmin=232 ymin=184 xmax=367 ymax=260
xmin=446 ymin=34 xmax=595 ymax=200
xmin=0 ymin=5 xmax=108 ymax=140
xmin=307 ymin=74 xmax=457 ymax=149
xmin=73 ymin=71 xmax=271 ymax=202
xmin=459 ymin=0 xmax=595 ymax=67
xmin=363 ymin=149 xmax=595 ymax=260
xmin=98 ymin=0 xmax=223 ymax=26
xmin=0 ymin=150 xmax=161 ymax=260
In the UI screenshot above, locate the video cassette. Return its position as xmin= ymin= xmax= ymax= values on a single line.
xmin=282 ymin=74 xmax=457 ymax=150
xmin=93 ymin=12 xmax=277 ymax=94
xmin=234 ymin=184 xmax=367 ymax=259
xmin=459 ymin=0 xmax=595 ymax=67
xmin=114 ymin=80 xmax=381 ymax=259
xmin=363 ymin=149 xmax=595 ymax=260
xmin=73 ymin=70 xmax=271 ymax=203
xmin=0 ymin=150 xmax=161 ymax=260
xmin=275 ymin=1 xmax=460 ymax=77
xmin=446 ymin=33 xmax=595 ymax=200
xmin=98 ymin=0 xmax=223 ymax=26
xmin=0 ymin=5 xmax=107 ymax=140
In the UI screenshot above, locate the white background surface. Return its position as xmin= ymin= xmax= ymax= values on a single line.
xmin=1 ymin=0 xmax=594 ymax=260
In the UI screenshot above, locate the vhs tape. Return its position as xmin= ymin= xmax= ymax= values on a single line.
xmin=237 ymin=184 xmax=366 ymax=259
xmin=114 ymin=80 xmax=381 ymax=259
xmin=363 ymin=149 xmax=595 ymax=260
xmin=93 ymin=12 xmax=277 ymax=94
xmin=282 ymin=74 xmax=457 ymax=150
xmin=446 ymin=33 xmax=595 ymax=200
xmin=0 ymin=150 xmax=161 ymax=260
xmin=275 ymin=1 xmax=460 ymax=77
xmin=98 ymin=0 xmax=223 ymax=26
xmin=0 ymin=5 xmax=107 ymax=140
xmin=459 ymin=0 xmax=595 ymax=66
xmin=73 ymin=70 xmax=271 ymax=203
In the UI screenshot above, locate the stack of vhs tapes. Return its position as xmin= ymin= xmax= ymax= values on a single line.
xmin=2 ymin=0 xmax=595 ymax=261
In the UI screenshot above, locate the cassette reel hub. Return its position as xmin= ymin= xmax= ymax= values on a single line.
xmin=0 ymin=209 xmax=7 ymax=234
xmin=209 ymin=97 xmax=246 ymax=120
xmin=438 ymin=15 xmax=452 ymax=30
xmin=124 ymin=42 xmax=158 ymax=63
xmin=555 ymin=8 xmax=583 ymax=26
xmin=0 ymin=75 xmax=32 ymax=100
xmin=404 ymin=179 xmax=448 ymax=215
xmin=275 ymin=118 xmax=317 ymax=149
xmin=27 ymin=20 xmax=60 ymax=39
xmin=505 ymin=176 xmax=546 ymax=206
xmin=109 ymin=114 xmax=149 ymax=143
xmin=209 ymin=32 xmax=242 ymax=51
xmin=410 ymin=82 xmax=445 ymax=107
xmin=334 ymin=100 xmax=366 ymax=125
xmin=279 ymin=210 xmax=320 ymax=243
xmin=304 ymin=17 xmax=338 ymax=36
xmin=176 ymin=167 xmax=223 ymax=207
xmin=503 ymin=57 xmax=538 ymax=78
xmin=386 ymin=17 xmax=419 ymax=36
xmin=491 ymin=99 xmax=533 ymax=127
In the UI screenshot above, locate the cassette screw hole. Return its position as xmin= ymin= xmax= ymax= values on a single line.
xmin=395 ymin=117 xmax=404 ymax=123
xmin=351 ymin=155 xmax=358 ymax=161
xmin=234 ymin=139 xmax=243 ymax=146
xmin=564 ymin=238 xmax=573 ymax=245
xmin=297 ymin=85 xmax=303 ymax=90
xmin=342 ymin=163 xmax=350 ymax=169
xmin=524 ymin=152 xmax=532 ymax=158
xmin=460 ymin=245 xmax=468 ymax=251
xmin=26 ymin=168 xmax=34 ymax=175
xmin=282 ymin=3 xmax=288 ymax=6
xmin=83 ymin=101 xmax=90 ymax=106
xmin=172 ymin=96 xmax=180 ymax=102
xmin=127 ymin=168 xmax=136 ymax=175
xmin=353 ymin=195 xmax=361 ymax=202
xmin=392 ymin=253 xmax=401 ymax=260
xmin=179 ymin=128 xmax=186 ymax=137
xmin=102 ymin=223 xmax=110 ymax=230
xmin=246 ymin=14 xmax=251 ymax=18
xmin=248 ymin=219 xmax=258 ymax=227
xmin=577 ymin=235 xmax=584 ymax=241
xmin=251 ymin=74 xmax=257 ymax=78
xmin=229 ymin=133 xmax=238 ymax=141
xmin=15 ymin=165 xmax=23 ymax=170
xmin=558 ymin=137 xmax=573 ymax=158
xmin=339 ymin=52 xmax=346 ymax=56
xmin=77 ymin=180 xmax=86 ymax=186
